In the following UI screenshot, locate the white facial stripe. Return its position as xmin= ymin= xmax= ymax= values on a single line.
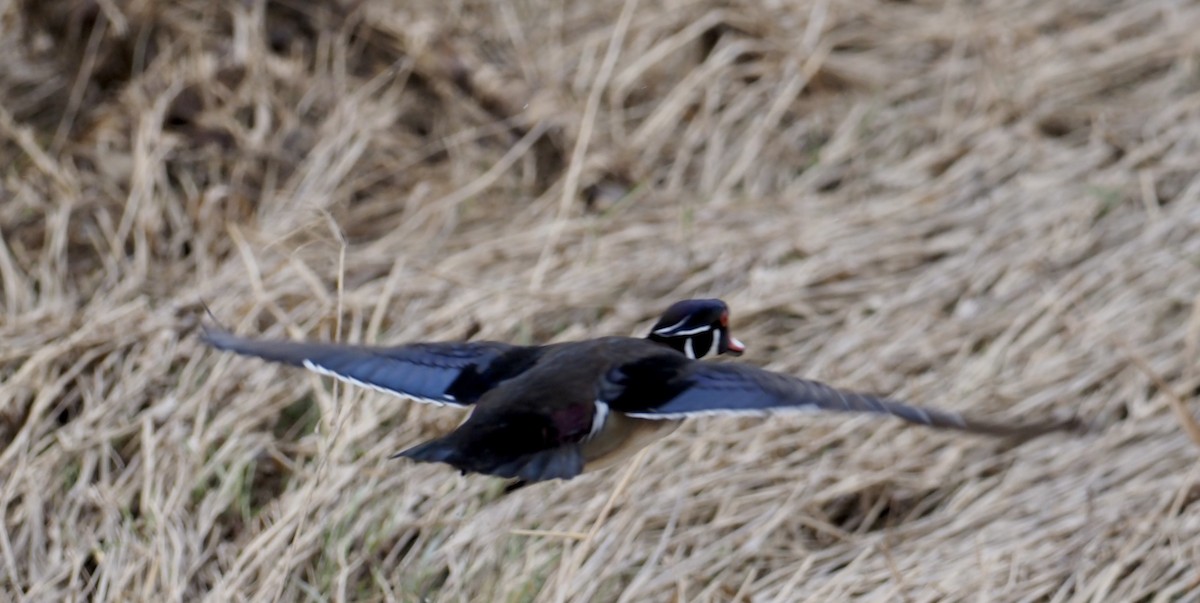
xmin=589 ymin=400 xmax=610 ymax=439
xmin=707 ymin=329 xmax=721 ymax=358
xmin=302 ymin=360 xmax=465 ymax=407
xmin=652 ymin=317 xmax=690 ymax=335
xmin=683 ymin=338 xmax=696 ymax=359
xmin=669 ymin=325 xmax=712 ymax=336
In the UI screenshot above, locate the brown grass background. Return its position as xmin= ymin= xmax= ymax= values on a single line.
xmin=3 ymin=0 xmax=1200 ymax=601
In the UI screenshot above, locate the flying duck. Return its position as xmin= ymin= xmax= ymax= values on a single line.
xmin=200 ymin=299 xmax=1081 ymax=485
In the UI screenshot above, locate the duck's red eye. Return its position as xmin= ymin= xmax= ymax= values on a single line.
xmin=720 ymin=312 xmax=729 ymax=326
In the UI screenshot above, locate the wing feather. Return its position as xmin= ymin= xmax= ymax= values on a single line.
xmin=201 ymin=325 xmax=533 ymax=406
xmin=605 ymin=357 xmax=1082 ymax=438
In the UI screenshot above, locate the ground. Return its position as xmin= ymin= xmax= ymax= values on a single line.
xmin=2 ymin=0 xmax=1199 ymax=601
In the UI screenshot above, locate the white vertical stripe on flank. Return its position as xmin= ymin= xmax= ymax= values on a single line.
xmin=589 ymin=401 xmax=610 ymax=439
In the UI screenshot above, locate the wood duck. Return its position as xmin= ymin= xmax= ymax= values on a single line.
xmin=201 ymin=299 xmax=1082 ymax=485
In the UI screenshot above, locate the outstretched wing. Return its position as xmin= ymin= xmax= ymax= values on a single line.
xmin=201 ymin=325 xmax=540 ymax=407
xmin=601 ymin=354 xmax=1082 ymax=438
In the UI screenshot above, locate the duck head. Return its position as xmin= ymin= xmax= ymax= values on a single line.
xmin=647 ymin=299 xmax=745 ymax=359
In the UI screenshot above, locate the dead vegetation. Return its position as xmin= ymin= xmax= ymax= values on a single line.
xmin=2 ymin=0 xmax=1199 ymax=600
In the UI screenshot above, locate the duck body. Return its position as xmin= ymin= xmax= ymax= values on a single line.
xmin=399 ymin=337 xmax=686 ymax=482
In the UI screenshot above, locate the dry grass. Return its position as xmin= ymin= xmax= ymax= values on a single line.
xmin=2 ymin=0 xmax=1200 ymax=600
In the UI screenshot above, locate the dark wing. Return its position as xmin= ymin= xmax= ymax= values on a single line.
xmin=200 ymin=325 xmax=540 ymax=407
xmin=601 ymin=355 xmax=1083 ymax=438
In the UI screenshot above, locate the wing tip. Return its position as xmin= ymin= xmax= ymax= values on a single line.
xmin=196 ymin=318 xmax=312 ymax=367
xmin=197 ymin=320 xmax=244 ymax=353
xmin=961 ymin=412 xmax=1093 ymax=440
xmin=195 ymin=302 xmax=241 ymax=351
xmin=1050 ymin=413 xmax=1093 ymax=436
